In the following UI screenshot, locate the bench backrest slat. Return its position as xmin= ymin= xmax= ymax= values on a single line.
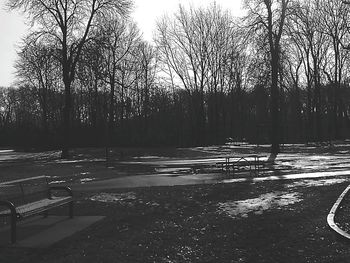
xmin=0 ymin=176 xmax=47 ymax=186
xmin=0 ymin=177 xmax=49 ymax=209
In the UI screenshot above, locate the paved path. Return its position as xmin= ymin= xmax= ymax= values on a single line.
xmin=73 ymin=173 xmax=223 ymax=191
xmin=73 ymin=170 xmax=350 ymax=191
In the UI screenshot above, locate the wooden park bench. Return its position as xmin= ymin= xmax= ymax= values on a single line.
xmin=0 ymin=176 xmax=73 ymax=244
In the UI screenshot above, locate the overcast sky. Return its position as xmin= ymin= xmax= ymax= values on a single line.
xmin=0 ymin=0 xmax=243 ymax=87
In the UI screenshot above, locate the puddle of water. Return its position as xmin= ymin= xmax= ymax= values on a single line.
xmin=90 ymin=192 xmax=137 ymax=202
xmin=217 ymin=191 xmax=302 ymax=219
xmin=80 ymin=178 xmax=95 ymax=184
xmin=135 ymin=156 xmax=163 ymax=159
xmin=0 ymin=150 xmax=14 ymax=153
xmin=287 ymin=178 xmax=349 ymax=188
xmin=222 ymin=170 xmax=350 ymax=184
xmin=155 ymin=167 xmax=193 ymax=173
xmin=309 ymin=156 xmax=331 ymax=161
xmin=56 ymin=158 xmax=105 ymax=164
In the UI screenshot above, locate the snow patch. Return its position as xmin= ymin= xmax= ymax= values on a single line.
xmin=50 ymin=180 xmax=66 ymax=184
xmin=90 ymin=192 xmax=137 ymax=203
xmin=217 ymin=192 xmax=302 ymax=219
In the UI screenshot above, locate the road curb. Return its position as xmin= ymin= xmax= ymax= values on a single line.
xmin=327 ymin=184 xmax=350 ymax=239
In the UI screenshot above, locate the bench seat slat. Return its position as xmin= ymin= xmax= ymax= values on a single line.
xmin=0 ymin=196 xmax=72 ymax=218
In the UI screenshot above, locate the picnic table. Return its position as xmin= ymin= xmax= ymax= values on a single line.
xmin=216 ymin=155 xmax=264 ymax=175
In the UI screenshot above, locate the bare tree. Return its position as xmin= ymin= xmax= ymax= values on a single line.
xmin=76 ymin=37 xmax=105 ymax=131
xmin=97 ymin=19 xmax=140 ymax=146
xmin=244 ymin=0 xmax=292 ymax=160
xmin=135 ymin=41 xmax=158 ymax=138
xmin=0 ymin=87 xmax=16 ymax=129
xmin=15 ymin=38 xmax=60 ymax=136
xmin=156 ymin=3 xmax=236 ymax=145
xmin=156 ymin=5 xmax=210 ymax=145
xmin=283 ymin=39 xmax=303 ymax=141
xmin=204 ymin=5 xmax=238 ymax=143
xmin=7 ymin=0 xmax=133 ymax=158
xmin=287 ymin=0 xmax=331 ymax=142
xmin=318 ymin=0 xmax=350 ymax=140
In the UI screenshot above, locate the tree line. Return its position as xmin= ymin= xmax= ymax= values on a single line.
xmin=2 ymin=0 xmax=350 ymax=158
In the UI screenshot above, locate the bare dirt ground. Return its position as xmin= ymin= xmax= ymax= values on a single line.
xmin=2 ymin=142 xmax=350 ymax=262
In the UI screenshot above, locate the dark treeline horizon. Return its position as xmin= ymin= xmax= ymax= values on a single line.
xmin=1 ymin=0 xmax=350 ymax=150
xmin=1 ymin=82 xmax=350 ymax=148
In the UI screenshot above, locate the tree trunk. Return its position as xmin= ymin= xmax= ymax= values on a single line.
xmin=108 ymin=78 xmax=115 ymax=145
xmin=314 ymin=66 xmax=322 ymax=142
xmin=269 ymin=50 xmax=280 ymax=159
xmin=61 ymin=79 xmax=72 ymax=159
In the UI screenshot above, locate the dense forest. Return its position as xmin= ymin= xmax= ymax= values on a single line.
xmin=1 ymin=0 xmax=350 ymax=156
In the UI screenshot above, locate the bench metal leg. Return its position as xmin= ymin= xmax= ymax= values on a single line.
xmin=69 ymin=202 xmax=73 ymax=218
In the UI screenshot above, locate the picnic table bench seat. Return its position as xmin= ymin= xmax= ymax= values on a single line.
xmin=0 ymin=176 xmax=73 ymax=244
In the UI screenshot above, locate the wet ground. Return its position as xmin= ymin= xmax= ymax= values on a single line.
xmin=3 ymin=143 xmax=350 ymax=226
xmin=2 ymin=142 xmax=350 ymax=188
xmin=2 ymin=143 xmax=350 ymax=262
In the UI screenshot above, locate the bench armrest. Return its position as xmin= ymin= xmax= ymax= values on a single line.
xmin=0 ymin=200 xmax=16 ymax=215
xmin=48 ymin=186 xmax=73 ymax=197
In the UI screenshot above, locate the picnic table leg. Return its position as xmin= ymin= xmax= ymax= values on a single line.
xmin=253 ymin=156 xmax=256 ymax=174
xmin=225 ymin=157 xmax=230 ymax=175
xmin=254 ymin=156 xmax=257 ymax=175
